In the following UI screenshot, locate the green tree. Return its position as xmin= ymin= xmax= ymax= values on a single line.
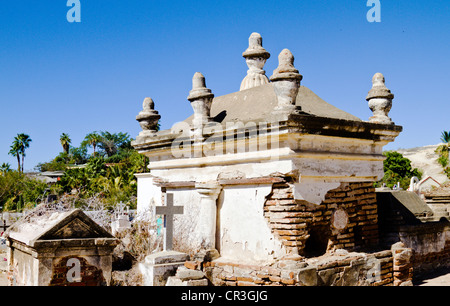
xmin=0 ymin=163 xmax=11 ymax=175
xmin=44 ymin=130 xmax=148 ymax=209
xmin=436 ymin=130 xmax=450 ymax=178
xmin=441 ymin=131 xmax=450 ymax=143
xmin=18 ymin=133 xmax=32 ymax=173
xmin=0 ymin=170 xmax=47 ymax=212
xmin=8 ymin=140 xmax=21 ymax=172
xmin=81 ymin=132 xmax=102 ymax=157
xmin=35 ymin=145 xmax=89 ymax=172
xmin=97 ymin=131 xmax=131 ymax=158
xmin=9 ymin=133 xmax=32 ymax=173
xmin=69 ymin=146 xmax=88 ymax=165
xmin=60 ymin=133 xmax=71 ymax=154
xmin=377 ymin=151 xmax=422 ymax=190
xmin=56 ymin=144 xmax=148 ymax=208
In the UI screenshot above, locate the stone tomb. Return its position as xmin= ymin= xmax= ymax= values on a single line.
xmin=132 ymin=32 xmax=401 ymax=262
xmin=4 ymin=209 xmax=118 ymax=286
xmin=132 ymin=32 xmax=407 ymax=285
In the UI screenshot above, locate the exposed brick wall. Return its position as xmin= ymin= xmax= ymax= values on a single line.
xmin=50 ymin=256 xmax=106 ymax=286
xmin=264 ymin=180 xmax=379 ymax=257
xmin=377 ymin=192 xmax=450 ymax=277
xmin=176 ymin=178 xmax=425 ymax=286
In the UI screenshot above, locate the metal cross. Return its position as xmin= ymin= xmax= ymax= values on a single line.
xmin=154 ymin=193 xmax=184 ymax=251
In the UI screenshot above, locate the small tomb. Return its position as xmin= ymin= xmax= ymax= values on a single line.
xmin=4 ymin=208 xmax=119 ymax=286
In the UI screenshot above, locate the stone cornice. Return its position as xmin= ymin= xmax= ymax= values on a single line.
xmin=132 ymin=114 xmax=402 ymax=156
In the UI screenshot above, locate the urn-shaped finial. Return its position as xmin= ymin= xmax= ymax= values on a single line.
xmin=270 ymin=49 xmax=303 ymax=115
xmin=240 ymin=33 xmax=271 ymax=91
xmin=187 ymin=72 xmax=215 ymax=140
xmin=136 ymin=97 xmax=161 ymax=138
xmin=366 ymin=73 xmax=394 ymax=124
xmin=187 ymin=72 xmax=214 ymax=102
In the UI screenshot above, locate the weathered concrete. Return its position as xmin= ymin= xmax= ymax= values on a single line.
xmin=139 ymin=250 xmax=189 ymax=286
xmin=135 ymin=97 xmax=161 ymax=141
xmin=240 ymin=32 xmax=270 ymax=91
xmin=366 ymin=73 xmax=394 ymax=125
xmin=270 ymin=49 xmax=303 ymax=116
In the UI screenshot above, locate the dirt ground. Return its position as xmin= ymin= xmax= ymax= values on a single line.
xmin=0 ymin=273 xmax=6 ymax=286
xmin=414 ymin=268 xmax=450 ymax=286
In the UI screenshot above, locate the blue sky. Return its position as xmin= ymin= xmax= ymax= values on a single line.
xmin=0 ymin=0 xmax=449 ymax=171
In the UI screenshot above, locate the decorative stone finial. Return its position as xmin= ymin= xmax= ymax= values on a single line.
xmin=188 ymin=72 xmax=214 ymax=102
xmin=270 ymin=49 xmax=303 ymax=115
xmin=187 ymin=72 xmax=215 ymax=141
xmin=240 ymin=33 xmax=271 ymax=91
xmin=136 ymin=97 xmax=161 ymax=137
xmin=270 ymin=49 xmax=303 ymax=82
xmin=366 ymin=73 xmax=394 ymax=124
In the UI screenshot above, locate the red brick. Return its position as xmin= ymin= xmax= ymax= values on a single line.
xmin=184 ymin=261 xmax=199 ymax=270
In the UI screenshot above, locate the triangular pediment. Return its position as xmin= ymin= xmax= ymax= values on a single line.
xmin=36 ymin=209 xmax=113 ymax=241
xmin=6 ymin=209 xmax=114 ymax=247
xmin=39 ymin=217 xmax=101 ymax=240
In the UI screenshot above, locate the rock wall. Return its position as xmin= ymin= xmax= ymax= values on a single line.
xmin=196 ymin=249 xmax=396 ymax=286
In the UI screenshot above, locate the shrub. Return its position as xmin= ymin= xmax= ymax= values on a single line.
xmin=376 ymin=151 xmax=422 ymax=190
xmin=0 ymin=171 xmax=48 ymax=212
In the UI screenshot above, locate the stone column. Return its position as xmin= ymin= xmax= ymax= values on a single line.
xmin=366 ymin=73 xmax=395 ymax=125
xmin=240 ymin=32 xmax=271 ymax=91
xmin=195 ymin=181 xmax=222 ymax=250
xmin=270 ymin=49 xmax=303 ymax=117
xmin=187 ymin=72 xmax=215 ymax=142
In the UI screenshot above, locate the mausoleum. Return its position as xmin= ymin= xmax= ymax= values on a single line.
xmin=132 ymin=33 xmax=450 ymax=286
xmin=133 ymin=32 xmax=401 ymax=259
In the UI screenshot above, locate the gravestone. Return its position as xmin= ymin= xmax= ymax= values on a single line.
xmin=111 ymin=202 xmax=132 ymax=236
xmin=139 ymin=193 xmax=189 ymax=286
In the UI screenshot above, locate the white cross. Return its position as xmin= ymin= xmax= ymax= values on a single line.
xmin=116 ymin=201 xmax=127 ymax=219
xmin=117 ymin=202 xmax=126 ymax=213
xmin=154 ymin=193 xmax=184 ymax=251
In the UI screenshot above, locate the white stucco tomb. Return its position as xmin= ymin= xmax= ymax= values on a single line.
xmin=132 ymin=32 xmax=402 ymax=265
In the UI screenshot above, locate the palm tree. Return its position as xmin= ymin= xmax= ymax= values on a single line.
xmin=60 ymin=133 xmax=71 ymax=154
xmin=8 ymin=134 xmax=32 ymax=173
xmin=441 ymin=131 xmax=450 ymax=144
xmin=82 ymin=132 xmax=102 ymax=157
xmin=436 ymin=130 xmax=450 ymax=169
xmin=0 ymin=163 xmax=11 ymax=175
xmin=8 ymin=140 xmax=21 ymax=172
xmin=98 ymin=131 xmax=131 ymax=157
xmin=17 ymin=133 xmax=32 ymax=173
